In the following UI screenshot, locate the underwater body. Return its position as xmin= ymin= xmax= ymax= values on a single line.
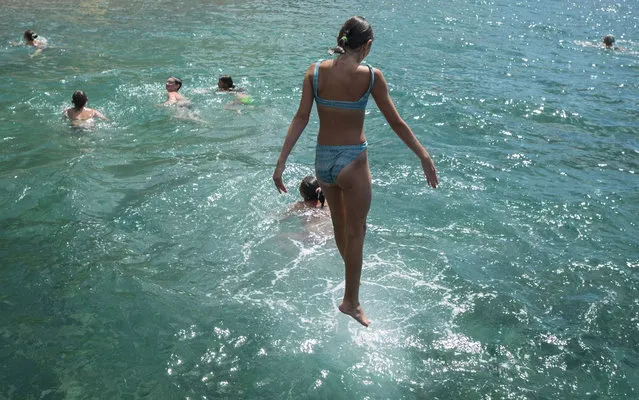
xmin=1 ymin=0 xmax=638 ymax=398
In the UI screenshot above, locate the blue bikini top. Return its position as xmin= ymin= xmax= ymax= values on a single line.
xmin=312 ymin=59 xmax=375 ymax=110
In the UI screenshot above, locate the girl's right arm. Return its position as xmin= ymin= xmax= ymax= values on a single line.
xmin=273 ymin=64 xmax=316 ymax=193
xmin=371 ymin=68 xmax=439 ymax=188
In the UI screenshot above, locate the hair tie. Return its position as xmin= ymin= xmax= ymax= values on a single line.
xmin=316 ymin=187 xmax=326 ymax=207
xmin=340 ymin=35 xmax=348 ymax=43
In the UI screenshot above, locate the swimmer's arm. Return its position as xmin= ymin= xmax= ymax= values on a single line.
xmin=30 ymin=48 xmax=43 ymax=58
xmin=94 ymin=110 xmax=109 ymax=121
xmin=274 ymin=65 xmax=315 ymax=193
xmin=372 ymin=68 xmax=438 ymax=188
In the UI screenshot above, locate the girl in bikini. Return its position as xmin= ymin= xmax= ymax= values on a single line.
xmin=273 ymin=16 xmax=438 ymax=327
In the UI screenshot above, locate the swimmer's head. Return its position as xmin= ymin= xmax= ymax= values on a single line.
xmin=71 ymin=90 xmax=88 ymax=109
xmin=218 ymin=75 xmax=235 ymax=90
xmin=299 ymin=175 xmax=325 ymax=207
xmin=23 ymin=30 xmax=38 ymax=42
xmin=603 ymin=35 xmax=615 ymax=47
xmin=330 ymin=16 xmax=374 ymax=55
xmin=166 ymin=77 xmax=182 ymax=91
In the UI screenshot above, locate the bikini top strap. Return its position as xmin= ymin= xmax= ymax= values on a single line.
xmin=363 ymin=64 xmax=375 ymax=97
xmin=313 ymin=59 xmax=324 ymax=97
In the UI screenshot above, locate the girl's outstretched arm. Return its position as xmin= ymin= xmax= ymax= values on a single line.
xmin=371 ymin=68 xmax=438 ymax=188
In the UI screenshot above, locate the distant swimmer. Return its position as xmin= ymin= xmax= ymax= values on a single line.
xmin=217 ymin=75 xmax=254 ymax=106
xmin=164 ymin=76 xmax=190 ymax=106
xmin=64 ymin=90 xmax=108 ymax=126
xmin=22 ymin=29 xmax=46 ymax=57
xmin=23 ymin=30 xmax=42 ymax=47
xmin=603 ymin=34 xmax=615 ymax=48
xmin=602 ymin=34 xmax=626 ymax=51
xmin=217 ymin=75 xmax=237 ymax=92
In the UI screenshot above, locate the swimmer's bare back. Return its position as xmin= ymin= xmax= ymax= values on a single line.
xmin=64 ymin=107 xmax=108 ymax=121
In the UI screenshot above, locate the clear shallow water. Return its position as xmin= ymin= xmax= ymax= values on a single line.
xmin=1 ymin=0 xmax=638 ymax=398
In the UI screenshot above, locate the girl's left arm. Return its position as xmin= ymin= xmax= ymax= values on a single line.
xmin=371 ymin=68 xmax=438 ymax=188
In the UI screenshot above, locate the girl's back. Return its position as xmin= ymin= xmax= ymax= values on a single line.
xmin=315 ymin=59 xmax=373 ymax=102
xmin=313 ymin=59 xmax=375 ymax=145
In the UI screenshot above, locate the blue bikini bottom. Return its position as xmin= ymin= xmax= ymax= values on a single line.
xmin=315 ymin=142 xmax=368 ymax=184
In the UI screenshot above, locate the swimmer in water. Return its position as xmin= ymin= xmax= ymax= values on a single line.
xmin=164 ymin=76 xmax=190 ymax=106
xmin=217 ymin=75 xmax=237 ymax=92
xmin=23 ymin=30 xmax=40 ymax=47
xmin=296 ymin=175 xmax=327 ymax=209
xmin=602 ymin=34 xmax=625 ymax=51
xmin=63 ymin=90 xmax=108 ymax=125
xmin=22 ymin=29 xmax=46 ymax=57
xmin=282 ymin=176 xmax=332 ymax=245
xmin=603 ymin=35 xmax=616 ymax=48
xmin=217 ymin=75 xmax=254 ymax=106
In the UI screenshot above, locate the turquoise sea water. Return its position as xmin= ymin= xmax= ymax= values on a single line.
xmin=1 ymin=0 xmax=638 ymax=398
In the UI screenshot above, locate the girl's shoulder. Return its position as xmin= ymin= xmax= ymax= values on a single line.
xmin=371 ymin=67 xmax=385 ymax=82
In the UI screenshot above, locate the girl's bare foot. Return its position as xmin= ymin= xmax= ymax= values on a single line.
xmin=338 ymin=301 xmax=370 ymax=327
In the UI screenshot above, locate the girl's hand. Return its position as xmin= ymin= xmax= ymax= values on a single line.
xmin=273 ymin=163 xmax=287 ymax=193
xmin=421 ymin=157 xmax=439 ymax=188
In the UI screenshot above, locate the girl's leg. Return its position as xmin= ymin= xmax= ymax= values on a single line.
xmin=334 ymin=151 xmax=372 ymax=326
xmin=318 ymin=182 xmax=347 ymax=260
